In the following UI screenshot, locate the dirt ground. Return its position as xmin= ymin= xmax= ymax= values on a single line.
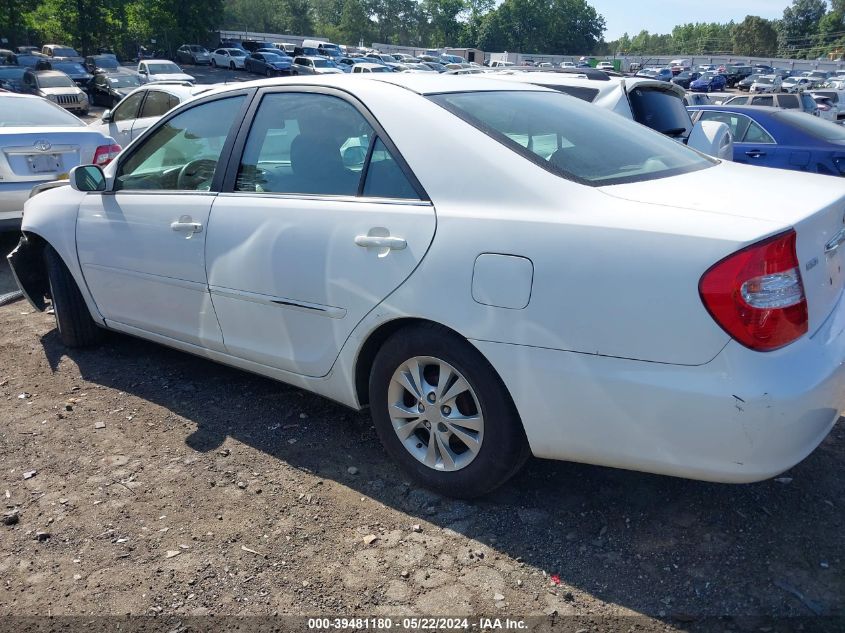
xmin=0 ymin=233 xmax=842 ymax=629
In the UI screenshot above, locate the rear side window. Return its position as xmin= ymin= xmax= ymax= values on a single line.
xmin=628 ymin=87 xmax=693 ymax=137
xmin=362 ymin=138 xmax=419 ymax=199
xmin=430 ymin=91 xmax=713 ymax=187
xmin=777 ymin=94 xmax=800 ymax=109
xmin=139 ymin=91 xmax=175 ymax=118
xmin=751 ymin=95 xmax=774 ymax=107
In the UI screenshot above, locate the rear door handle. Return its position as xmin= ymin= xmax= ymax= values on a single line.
xmin=354 ymin=235 xmax=407 ymax=250
xmin=171 ymin=215 xmax=203 ymax=236
xmin=745 ymin=150 xmax=766 ymax=158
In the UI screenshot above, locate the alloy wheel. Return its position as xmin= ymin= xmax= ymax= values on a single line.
xmin=387 ymin=356 xmax=484 ymax=472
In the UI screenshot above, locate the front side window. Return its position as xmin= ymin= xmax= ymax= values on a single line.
xmin=112 ymin=91 xmax=145 ymax=122
xmin=235 ymin=92 xmax=371 ymax=196
xmin=115 ymin=95 xmax=245 ymax=191
xmin=431 ymin=91 xmax=713 ymax=186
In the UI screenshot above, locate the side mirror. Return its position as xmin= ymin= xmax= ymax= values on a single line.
xmin=101 ymin=109 xmax=112 ymax=122
xmin=69 ymin=165 xmax=106 ymax=192
xmin=688 ymin=120 xmax=734 ymax=161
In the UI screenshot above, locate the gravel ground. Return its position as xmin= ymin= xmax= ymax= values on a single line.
xmin=0 ymin=230 xmax=842 ymax=629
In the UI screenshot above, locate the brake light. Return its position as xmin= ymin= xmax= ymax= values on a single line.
xmin=92 ymin=143 xmax=121 ymax=166
xmin=699 ymin=230 xmax=808 ymax=351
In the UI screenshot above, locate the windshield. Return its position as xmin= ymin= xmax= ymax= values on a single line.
xmin=93 ymin=56 xmax=119 ymax=68
xmin=370 ymin=65 xmax=390 ymax=72
xmin=52 ymin=47 xmax=79 ymax=57
xmin=0 ymin=68 xmax=25 ymax=80
xmin=263 ymin=53 xmax=285 ymax=61
xmin=37 ymin=73 xmax=75 ymax=88
xmin=52 ymin=63 xmax=86 ymax=74
xmin=380 ymin=55 xmax=397 ymax=62
xmin=699 ymin=73 xmax=714 ymax=80
xmin=0 ymin=96 xmax=83 ymax=126
xmin=430 ymin=91 xmax=713 ymax=186
xmin=147 ymin=63 xmax=181 ymax=74
xmin=775 ymin=110 xmax=845 ymax=141
xmin=312 ymin=59 xmax=333 ymax=67
xmin=228 ymin=49 xmax=246 ymax=57
xmin=188 ymin=46 xmax=206 ymax=52
xmin=108 ymin=74 xmax=142 ymax=87
xmin=756 ymin=77 xmax=773 ymax=84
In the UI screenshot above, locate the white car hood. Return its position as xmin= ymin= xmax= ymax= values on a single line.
xmin=599 ymin=160 xmax=845 ymax=226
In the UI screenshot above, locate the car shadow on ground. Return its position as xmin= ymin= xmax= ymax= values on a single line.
xmin=38 ymin=326 xmax=844 ymax=620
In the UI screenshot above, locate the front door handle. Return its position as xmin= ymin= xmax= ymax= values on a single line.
xmin=171 ymin=215 xmax=203 ymax=236
xmin=745 ymin=150 xmax=766 ymax=158
xmin=354 ymin=235 xmax=407 ymax=250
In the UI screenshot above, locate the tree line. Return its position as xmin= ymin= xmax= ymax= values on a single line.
xmin=0 ymin=0 xmax=605 ymax=57
xmin=3 ymin=0 xmax=844 ymax=60
xmin=608 ymin=0 xmax=845 ymax=60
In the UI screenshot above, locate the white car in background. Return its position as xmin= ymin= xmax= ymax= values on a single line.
xmin=10 ymin=75 xmax=844 ymax=497
xmin=782 ymin=76 xmax=816 ymax=93
xmin=137 ymin=59 xmax=195 ymax=84
xmin=0 ymin=93 xmax=118 ymax=230
xmin=211 ymin=48 xmax=247 ymax=70
xmin=88 ymin=83 xmax=209 ymax=145
xmin=560 ymin=61 xmax=576 ymax=69
xmin=596 ymin=61 xmax=614 ymax=71
xmin=751 ymin=75 xmax=782 ymax=93
xmin=351 ymin=62 xmax=393 ymax=74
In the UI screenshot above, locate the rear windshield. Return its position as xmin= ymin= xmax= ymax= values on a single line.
xmin=148 ymin=63 xmax=180 ymax=74
xmin=52 ymin=62 xmax=86 ymax=74
xmin=774 ymin=110 xmax=845 ymax=141
xmin=429 ymin=91 xmax=713 ymax=186
xmin=93 ymin=56 xmax=119 ymax=68
xmin=0 ymin=96 xmax=83 ymax=126
xmin=52 ymin=47 xmax=79 ymax=57
xmin=628 ymin=87 xmax=693 ymax=137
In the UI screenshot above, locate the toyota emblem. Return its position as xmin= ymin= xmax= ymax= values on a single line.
xmin=33 ymin=139 xmax=52 ymax=152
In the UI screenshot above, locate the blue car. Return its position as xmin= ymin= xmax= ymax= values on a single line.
xmin=688 ymin=105 xmax=845 ymax=176
xmin=689 ymin=72 xmax=727 ymax=92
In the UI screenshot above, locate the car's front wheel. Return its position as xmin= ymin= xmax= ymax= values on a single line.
xmin=211 ymin=59 xmax=217 ymax=68
xmin=44 ymin=246 xmax=101 ymax=348
xmin=369 ymin=324 xmax=528 ymax=498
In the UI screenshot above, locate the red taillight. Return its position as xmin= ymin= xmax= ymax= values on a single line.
xmin=92 ymin=143 xmax=121 ymax=166
xmin=699 ymin=229 xmax=808 ymax=351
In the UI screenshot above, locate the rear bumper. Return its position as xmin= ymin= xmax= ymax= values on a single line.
xmin=474 ymin=291 xmax=845 ymax=483
xmin=0 ymin=180 xmax=46 ymax=219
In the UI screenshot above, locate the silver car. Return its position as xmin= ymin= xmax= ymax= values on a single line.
xmin=22 ymin=70 xmax=89 ymax=114
xmin=0 ymin=93 xmax=118 ymax=230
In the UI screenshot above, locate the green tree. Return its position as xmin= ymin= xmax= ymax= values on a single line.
xmin=732 ymin=15 xmax=778 ymax=57
xmin=779 ymin=0 xmax=827 ymax=57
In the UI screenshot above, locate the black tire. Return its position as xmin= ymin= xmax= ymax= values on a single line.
xmin=44 ymin=246 xmax=101 ymax=348
xmin=230 ymin=62 xmax=235 ymax=70
xmin=368 ymin=323 xmax=529 ymax=498
xmin=211 ymin=58 xmax=217 ymax=68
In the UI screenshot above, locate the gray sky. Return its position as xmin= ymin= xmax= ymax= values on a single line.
xmin=595 ymin=0 xmax=792 ymax=40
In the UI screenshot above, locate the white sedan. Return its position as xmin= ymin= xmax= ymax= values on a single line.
xmin=10 ymin=75 xmax=845 ymax=497
xmin=137 ymin=60 xmax=195 ymax=84
xmin=211 ymin=48 xmax=247 ymax=70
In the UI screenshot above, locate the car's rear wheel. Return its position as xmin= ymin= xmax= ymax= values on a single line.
xmin=369 ymin=324 xmax=529 ymax=498
xmin=230 ymin=62 xmax=235 ymax=70
xmin=211 ymin=59 xmax=217 ymax=68
xmin=44 ymin=246 xmax=101 ymax=348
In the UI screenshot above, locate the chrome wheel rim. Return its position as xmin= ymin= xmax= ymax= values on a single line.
xmin=387 ymin=356 xmax=484 ymax=472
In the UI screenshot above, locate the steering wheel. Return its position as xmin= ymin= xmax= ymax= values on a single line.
xmin=177 ymin=158 xmax=217 ymax=190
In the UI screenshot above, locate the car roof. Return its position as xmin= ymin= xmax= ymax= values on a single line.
xmin=142 ymin=59 xmax=177 ymax=64
xmin=32 ymin=70 xmax=67 ymax=77
xmin=687 ymin=105 xmax=781 ymax=113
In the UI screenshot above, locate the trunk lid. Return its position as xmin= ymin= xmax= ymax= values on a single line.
xmin=0 ymin=128 xmax=113 ymax=182
xmin=601 ymin=161 xmax=845 ymax=336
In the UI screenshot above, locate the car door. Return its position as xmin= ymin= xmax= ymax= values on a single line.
xmin=76 ymin=92 xmax=250 ymax=349
xmin=205 ymin=88 xmax=436 ymax=377
xmin=695 ymin=110 xmax=785 ymax=168
xmin=102 ymin=89 xmax=145 ymax=145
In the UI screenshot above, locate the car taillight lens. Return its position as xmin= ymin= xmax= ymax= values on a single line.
xmin=92 ymin=143 xmax=121 ymax=166
xmin=699 ymin=229 xmax=808 ymax=351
